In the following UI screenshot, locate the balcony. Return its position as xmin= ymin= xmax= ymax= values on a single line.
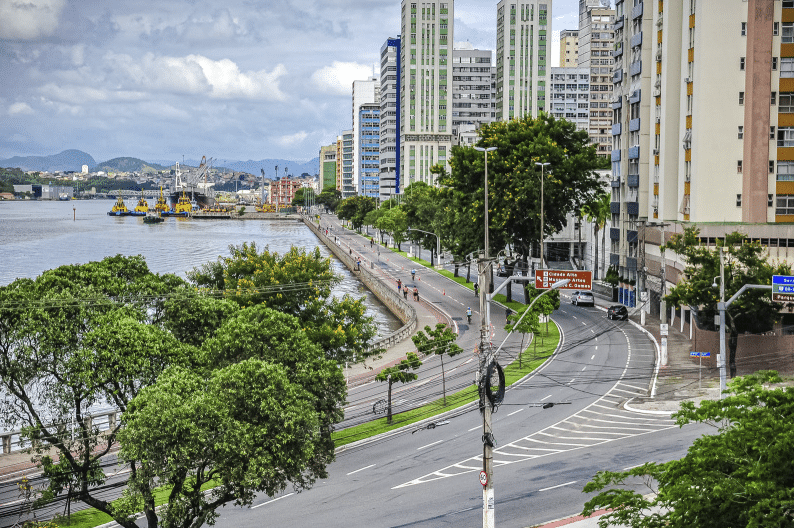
xmin=612 ymin=123 xmax=622 ymax=136
xmin=627 ymin=174 xmax=640 ymax=187
xmin=613 ymin=69 xmax=624 ymax=83
xmin=627 ymin=229 xmax=638 ymax=243
xmin=613 ymin=45 xmax=624 ymax=58
xmin=610 ymin=253 xmax=620 ymax=267
xmin=632 ymin=2 xmax=643 ymax=20
xmin=614 ymin=15 xmax=624 ymax=31
xmin=611 ymin=149 xmax=622 ymax=162
xmin=629 ymin=90 xmax=641 ymax=104
xmin=629 ymin=118 xmax=640 ymax=132
xmin=612 ymin=177 xmax=621 ymax=188
xmin=610 ymin=227 xmax=620 ymax=240
xmin=630 ymin=31 xmax=643 ymax=48
xmin=628 ymin=146 xmax=640 ymax=159
xmin=626 ymin=257 xmax=638 ymax=270
xmin=610 ymin=202 xmax=621 ymax=214
xmin=629 ymin=60 xmax=642 ymax=76
xmin=627 ymin=202 xmax=639 ymax=216
xmin=612 ymin=98 xmax=622 ymax=109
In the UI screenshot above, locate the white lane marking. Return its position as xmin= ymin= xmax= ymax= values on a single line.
xmin=541 ymin=394 xmax=552 ymax=401
xmin=252 ymin=493 xmax=294 ymax=509
xmin=595 ymin=346 xmax=598 ymax=350
xmin=538 ymin=481 xmax=578 ymax=492
xmin=590 ymin=329 xmax=594 ymax=333
xmin=569 ymin=378 xmax=576 ymax=383
xmin=507 ymin=408 xmax=524 ymax=417
xmin=582 ymin=322 xmax=587 ymax=326
xmin=581 ymin=366 xmax=587 ymax=371
xmin=591 ymin=354 xmax=595 ymax=360
xmin=347 ymin=464 xmax=376 ymax=475
xmin=623 ymin=463 xmax=645 ymax=471
xmin=418 ymin=440 xmax=444 ymax=451
xmin=572 ymin=316 xmax=577 ymax=320
xmin=469 ymin=425 xmax=481 ymax=432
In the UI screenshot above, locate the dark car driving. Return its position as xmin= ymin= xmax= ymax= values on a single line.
xmin=607 ymin=305 xmax=628 ymax=320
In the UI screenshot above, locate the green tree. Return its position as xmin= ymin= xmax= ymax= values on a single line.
xmin=316 ymin=186 xmax=341 ymax=213
xmin=663 ymin=227 xmax=790 ymax=378
xmin=375 ymin=352 xmax=422 ymax=424
xmin=187 ymin=242 xmax=379 ymax=365
xmin=402 ymin=182 xmax=442 ymax=263
xmin=375 ymin=206 xmax=409 ymax=251
xmin=411 ymin=323 xmax=463 ymax=406
xmin=582 ymin=371 xmax=794 ymax=528
xmin=337 ymin=195 xmax=377 ymax=232
xmin=581 ymin=190 xmax=611 ymax=280
xmin=291 ymin=187 xmax=307 ymax=206
xmin=439 ymin=114 xmax=607 ymax=273
xmin=505 ymin=307 xmax=541 ymax=368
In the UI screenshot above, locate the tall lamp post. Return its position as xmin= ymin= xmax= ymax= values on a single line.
xmin=535 ymin=162 xmax=550 ymax=272
xmin=407 ymin=227 xmax=441 ymax=268
xmin=473 ymin=145 xmax=497 ymax=528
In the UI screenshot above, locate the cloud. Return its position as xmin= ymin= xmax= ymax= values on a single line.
xmin=8 ymin=102 xmax=34 ymax=115
xmin=311 ymin=61 xmax=373 ymax=96
xmin=277 ymin=131 xmax=309 ymax=146
xmin=0 ymin=0 xmax=66 ymax=40
xmin=104 ymin=52 xmax=287 ymax=101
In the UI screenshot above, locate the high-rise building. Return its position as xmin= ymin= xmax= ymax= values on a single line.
xmin=319 ymin=144 xmax=337 ymax=192
xmin=559 ymin=29 xmax=579 ymax=67
xmin=495 ymin=0 xmax=551 ymax=121
xmin=452 ymin=45 xmax=496 ymax=138
xmin=352 ymin=78 xmax=378 ymax=197
xmin=380 ymin=37 xmax=401 ymax=201
xmin=336 ymin=135 xmax=343 ymax=191
xmin=578 ymin=0 xmax=615 ymax=158
xmin=550 ymin=66 xmax=590 ymax=131
xmin=358 ymin=103 xmax=381 ymax=198
xmin=400 ymin=0 xmax=454 ymax=189
xmin=340 ymin=130 xmax=354 ymax=197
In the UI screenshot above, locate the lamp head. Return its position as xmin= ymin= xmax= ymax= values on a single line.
xmin=551 ymin=278 xmax=571 ymax=289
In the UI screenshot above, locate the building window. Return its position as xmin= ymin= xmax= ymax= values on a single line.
xmin=738 ymin=125 xmax=744 ymax=139
xmin=739 ymin=91 xmax=744 ymax=105
xmin=781 ymin=93 xmax=794 ymax=112
xmin=777 ymin=195 xmax=794 ymax=215
xmin=772 ymin=126 xmax=776 ymax=140
xmin=784 ymin=22 xmax=794 ymax=43
xmin=773 ymin=57 xmax=779 ymax=71
xmin=785 ymin=0 xmax=794 ymax=8
xmin=778 ymin=127 xmax=794 ymax=147
xmin=778 ymin=161 xmax=794 ymax=181
xmin=737 ymin=194 xmax=742 ymax=207
xmin=775 ymin=22 xmax=780 ymax=36
xmin=738 ymin=160 xmax=743 ymax=173
xmin=740 ymin=57 xmax=745 ymax=71
xmin=770 ymin=160 xmax=775 ymax=173
xmin=769 ymin=194 xmax=775 ymax=207
xmin=741 ymin=22 xmax=747 ymax=36
xmin=772 ymin=91 xmax=777 ymax=105
xmin=781 ymin=58 xmax=794 ymax=78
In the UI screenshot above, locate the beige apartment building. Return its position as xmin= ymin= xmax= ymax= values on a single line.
xmin=559 ymin=29 xmax=579 ymax=67
xmin=611 ymin=0 xmax=794 ymax=316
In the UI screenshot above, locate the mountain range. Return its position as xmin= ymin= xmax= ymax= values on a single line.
xmin=0 ymin=150 xmax=320 ymax=178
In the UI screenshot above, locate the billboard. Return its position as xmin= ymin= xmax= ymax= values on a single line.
xmin=772 ymin=275 xmax=794 ymax=302
xmin=535 ymin=269 xmax=592 ymax=290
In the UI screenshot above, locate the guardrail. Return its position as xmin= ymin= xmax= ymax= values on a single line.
xmin=303 ymin=218 xmax=417 ymax=353
xmin=1 ymin=410 xmax=119 ymax=457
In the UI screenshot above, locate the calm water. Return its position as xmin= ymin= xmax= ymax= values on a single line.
xmin=0 ymin=200 xmax=401 ymax=336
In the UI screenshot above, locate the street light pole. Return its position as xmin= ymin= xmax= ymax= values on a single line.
xmin=407 ymin=228 xmax=441 ymax=268
xmin=535 ymin=162 xmax=551 ymax=272
xmin=473 ymin=145 xmax=497 ymax=528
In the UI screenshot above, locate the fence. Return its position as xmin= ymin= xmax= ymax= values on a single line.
xmin=1 ymin=410 xmax=119 ymax=457
xmin=303 ymin=217 xmax=417 ymax=352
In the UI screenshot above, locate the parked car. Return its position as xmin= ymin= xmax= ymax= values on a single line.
xmin=497 ymin=264 xmax=511 ymax=277
xmin=571 ymin=291 xmax=594 ymax=306
xmin=607 ymin=305 xmax=629 ymax=320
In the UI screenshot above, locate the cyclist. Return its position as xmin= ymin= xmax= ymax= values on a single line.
xmin=411 ymin=268 xmax=416 ymax=281
xmin=466 ymin=307 xmax=472 ymax=324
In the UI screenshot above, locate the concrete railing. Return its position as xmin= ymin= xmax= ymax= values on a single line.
xmin=1 ymin=410 xmax=119 ymax=457
xmin=303 ymin=218 xmax=417 ymax=352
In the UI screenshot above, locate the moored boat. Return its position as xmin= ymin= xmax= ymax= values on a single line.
xmin=143 ymin=211 xmax=165 ymax=224
xmin=161 ymin=192 xmax=192 ymax=217
xmin=131 ymin=191 xmax=149 ymax=216
xmin=154 ymin=187 xmax=170 ymax=214
xmin=107 ymin=196 xmax=132 ymax=216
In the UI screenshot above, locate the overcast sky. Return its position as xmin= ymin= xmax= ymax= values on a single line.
xmin=0 ymin=0 xmax=578 ymax=164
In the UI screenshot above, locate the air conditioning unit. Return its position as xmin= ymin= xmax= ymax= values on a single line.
xmin=655 ymin=49 xmax=662 ymax=61
xmin=684 ymin=77 xmax=692 ymax=83
xmin=655 ymin=117 xmax=661 ymax=123
xmin=653 ymin=148 xmax=659 ymax=155
xmin=653 ymin=88 xmax=661 ymax=96
xmin=685 ymin=174 xmax=691 ymax=182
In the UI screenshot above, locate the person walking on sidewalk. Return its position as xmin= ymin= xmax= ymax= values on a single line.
xmin=403 ymin=286 xmax=409 ymax=300
xmin=474 ymin=282 xmax=479 ymax=297
xmin=370 ymin=238 xmax=374 ymax=248
xmin=397 ymin=278 xmax=402 ymax=291
xmin=413 ymin=286 xmax=419 ymax=302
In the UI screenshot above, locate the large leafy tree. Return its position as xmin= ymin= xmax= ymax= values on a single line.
xmin=402 ymin=182 xmax=442 ymax=263
xmin=337 ymin=195 xmax=377 ymax=231
xmin=375 ymin=206 xmax=409 ymax=252
xmin=411 ymin=323 xmax=463 ymax=406
xmin=187 ymin=242 xmax=380 ymax=365
xmin=582 ymin=371 xmax=794 ymax=527
xmin=663 ymin=228 xmax=790 ymax=378
xmin=375 ymin=352 xmax=422 ymax=424
xmin=581 ymin=190 xmax=611 ymax=280
xmin=439 ymin=114 xmax=607 ymax=272
xmin=316 ymin=186 xmax=341 ymax=213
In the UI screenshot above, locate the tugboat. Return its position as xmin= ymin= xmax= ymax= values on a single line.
xmin=131 ymin=191 xmax=149 ymax=217
xmin=143 ymin=210 xmax=165 ymax=224
xmin=108 ymin=196 xmax=132 ymax=216
xmin=162 ymin=192 xmax=192 ymax=217
xmin=154 ymin=187 xmax=170 ymax=214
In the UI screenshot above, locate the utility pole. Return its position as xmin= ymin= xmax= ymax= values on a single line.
xmin=718 ymin=246 xmax=726 ymax=395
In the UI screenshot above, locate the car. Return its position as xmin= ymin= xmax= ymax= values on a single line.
xmin=607 ymin=305 xmax=629 ymax=320
xmin=569 ymin=291 xmax=581 ymax=304
xmin=572 ymin=291 xmax=594 ymax=306
xmin=496 ymin=264 xmax=511 ymax=277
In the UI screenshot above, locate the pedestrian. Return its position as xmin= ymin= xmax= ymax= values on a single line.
xmin=349 ymin=248 xmax=352 ymax=255
xmin=474 ymin=282 xmax=479 ymax=296
xmin=403 ymin=286 xmax=409 ymax=300
xmin=397 ymin=278 xmax=402 ymax=291
xmin=370 ymin=238 xmax=374 ymax=248
xmin=506 ymin=307 xmax=512 ymax=320
xmin=413 ymin=287 xmax=419 ymax=302
xmin=355 ymin=258 xmax=361 ymax=271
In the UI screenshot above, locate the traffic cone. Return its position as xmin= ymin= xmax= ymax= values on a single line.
xmin=443 ymin=289 xmax=445 ymax=295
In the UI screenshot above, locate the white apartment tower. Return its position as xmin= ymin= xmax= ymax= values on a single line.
xmin=578 ymin=0 xmax=615 ymax=157
xmin=400 ymin=0 xmax=454 ymax=189
xmin=352 ymin=78 xmax=378 ymax=198
xmin=452 ymin=45 xmax=496 ymax=138
xmin=380 ymin=37 xmax=401 ymax=200
xmin=550 ymin=66 xmax=590 ymax=132
xmin=495 ymin=1 xmax=551 ymax=121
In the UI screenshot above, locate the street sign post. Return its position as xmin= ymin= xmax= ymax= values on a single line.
xmin=689 ymin=352 xmax=711 ymax=388
xmin=772 ymin=275 xmax=794 ymax=302
xmin=535 ymin=269 xmax=592 ymax=290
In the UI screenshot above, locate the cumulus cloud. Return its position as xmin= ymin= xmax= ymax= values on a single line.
xmin=8 ymin=102 xmax=34 ymax=115
xmin=0 ymin=0 xmax=66 ymax=40
xmin=311 ymin=61 xmax=373 ymax=96
xmin=277 ymin=131 xmax=309 ymax=146
xmin=103 ymin=52 xmax=287 ymax=100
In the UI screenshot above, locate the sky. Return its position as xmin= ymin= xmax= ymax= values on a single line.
xmin=0 ymin=0 xmax=578 ymax=164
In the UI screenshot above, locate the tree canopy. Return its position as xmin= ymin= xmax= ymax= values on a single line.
xmin=337 ymin=195 xmax=377 ymax=231
xmin=582 ymin=371 xmax=794 ymax=528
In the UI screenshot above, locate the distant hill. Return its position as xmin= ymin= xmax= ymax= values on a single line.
xmin=0 ymin=149 xmax=96 ymax=172
xmin=95 ymin=157 xmax=168 ymax=173
xmin=170 ymin=158 xmax=320 ymax=177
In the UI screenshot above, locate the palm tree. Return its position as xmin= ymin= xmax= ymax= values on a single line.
xmin=581 ymin=191 xmax=611 ymax=280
